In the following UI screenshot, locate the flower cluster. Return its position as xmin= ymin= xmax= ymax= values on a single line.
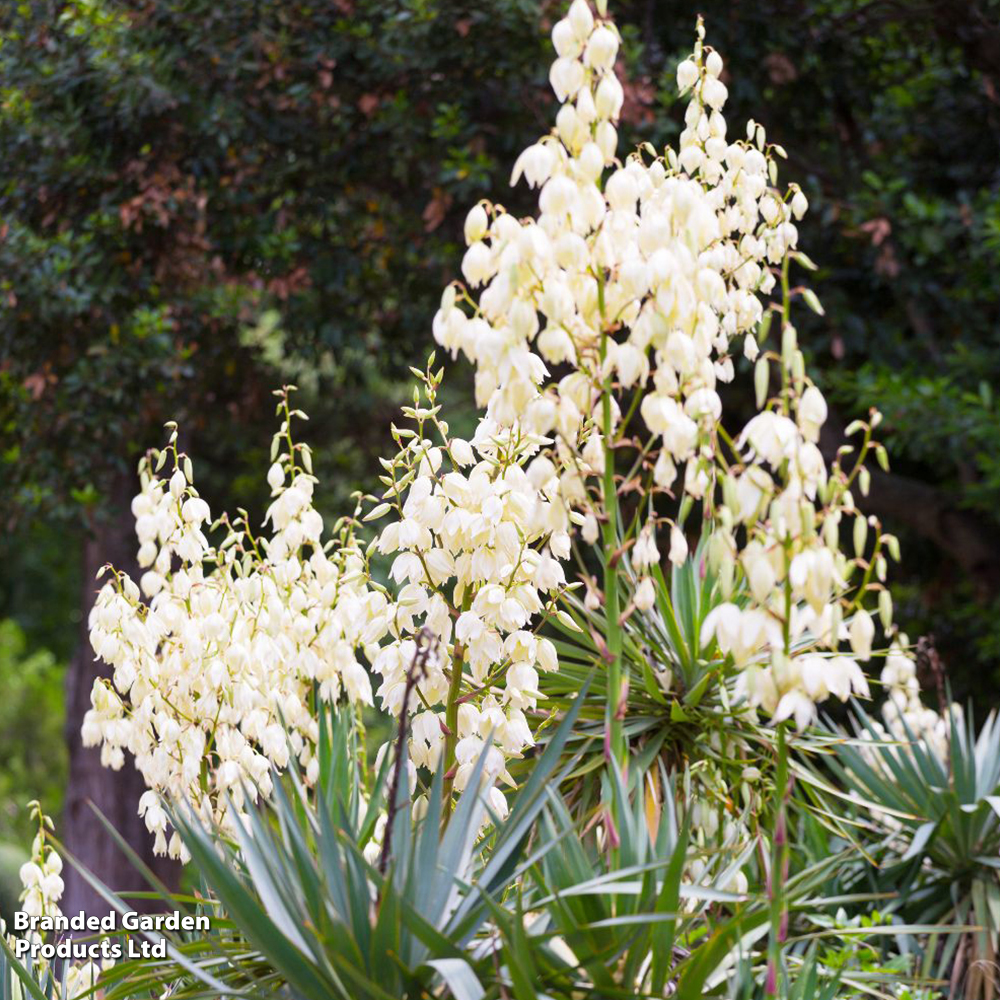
xmin=435 ymin=7 xmax=804 ymax=512
xmin=358 ymin=365 xmax=575 ymax=813
xmin=695 ymin=402 xmax=894 ymax=729
xmin=434 ymin=0 xmax=892 ymax=729
xmin=83 ymin=394 xmax=378 ymax=856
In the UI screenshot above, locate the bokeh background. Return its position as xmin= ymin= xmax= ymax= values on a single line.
xmin=1 ymin=0 xmax=998 ymax=919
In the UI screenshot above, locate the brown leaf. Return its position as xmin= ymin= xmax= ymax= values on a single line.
xmin=764 ymin=53 xmax=797 ymax=85
xmin=268 ymin=266 xmax=312 ymax=300
xmin=23 ymin=372 xmax=47 ymax=400
xmin=859 ymin=217 xmax=891 ymax=246
xmin=422 ymin=188 xmax=453 ymax=232
xmin=358 ymin=93 xmax=379 ymax=117
xmin=455 ymin=17 xmax=472 ymax=37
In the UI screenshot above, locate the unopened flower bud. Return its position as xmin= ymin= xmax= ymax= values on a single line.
xmin=464 ymin=204 xmax=488 ymax=244
xmin=634 ymin=576 xmax=656 ymax=611
xmin=595 ymin=74 xmax=624 ymax=119
xmin=567 ymin=0 xmax=594 ymax=40
xmin=669 ymin=525 xmax=688 ymax=566
xmin=676 ymin=58 xmax=698 ymax=93
xmin=584 ymin=26 xmax=618 ymax=70
xmin=849 ymin=609 xmax=875 ymax=661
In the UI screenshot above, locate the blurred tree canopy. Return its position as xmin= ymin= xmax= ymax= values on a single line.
xmin=0 ymin=0 xmax=558 ymax=525
xmin=1 ymin=0 xmax=998 ymax=902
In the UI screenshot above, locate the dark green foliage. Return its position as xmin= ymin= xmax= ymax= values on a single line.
xmin=0 ymin=0 xmax=555 ymax=531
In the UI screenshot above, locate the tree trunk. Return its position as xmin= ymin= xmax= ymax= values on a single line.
xmin=61 ymin=472 xmax=180 ymax=919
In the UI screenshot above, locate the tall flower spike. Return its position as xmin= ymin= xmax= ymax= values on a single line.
xmin=435 ymin=0 xmax=905 ymax=733
xmin=84 ymin=393 xmax=379 ymax=856
xmin=434 ymin=2 xmax=796 ymax=499
xmin=356 ymin=360 xmax=572 ymax=813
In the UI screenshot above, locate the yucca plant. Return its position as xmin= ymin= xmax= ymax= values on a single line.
xmin=15 ymin=700 xmax=939 ymax=1000
xmin=538 ymin=532 xmax=844 ymax=867
xmin=799 ymin=703 xmax=1000 ymax=998
xmin=544 ymin=536 xmax=728 ymax=732
xmin=63 ymin=685 xmax=586 ymax=1000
